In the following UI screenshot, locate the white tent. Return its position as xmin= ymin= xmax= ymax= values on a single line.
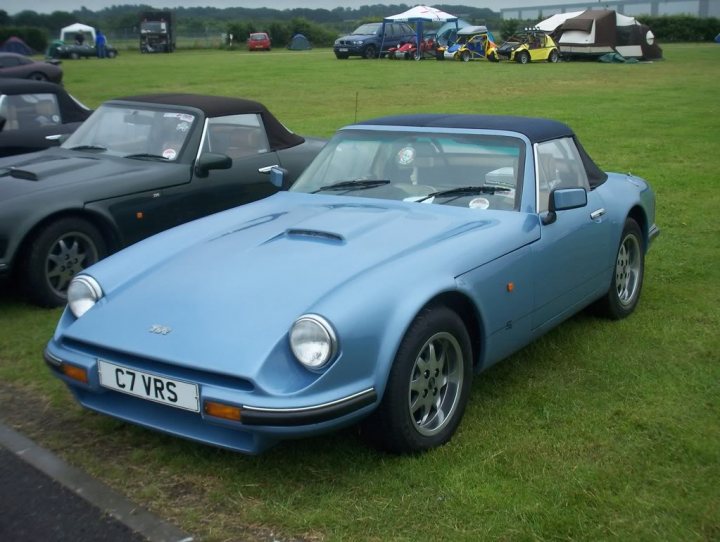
xmin=60 ymin=23 xmax=96 ymax=44
xmin=382 ymin=5 xmax=459 ymax=56
xmin=384 ymin=5 xmax=458 ymax=24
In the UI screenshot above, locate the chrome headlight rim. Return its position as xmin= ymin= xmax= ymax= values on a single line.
xmin=67 ymin=275 xmax=103 ymax=318
xmin=289 ymin=314 xmax=338 ymax=371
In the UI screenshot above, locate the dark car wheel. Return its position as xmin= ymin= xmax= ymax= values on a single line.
xmin=28 ymin=72 xmax=48 ymax=81
xmin=107 ymin=50 xmax=117 ymax=58
xmin=595 ymin=218 xmax=644 ymax=320
xmin=360 ymin=306 xmax=473 ymax=454
xmin=516 ymin=51 xmax=530 ymax=64
xmin=69 ymin=52 xmax=80 ymax=60
xmin=461 ymin=50 xmax=471 ymax=62
xmin=23 ymin=218 xmax=107 ymax=307
xmin=363 ymin=45 xmax=378 ymax=59
xmin=548 ymin=49 xmax=559 ymax=63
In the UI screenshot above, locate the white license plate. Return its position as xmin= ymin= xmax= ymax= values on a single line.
xmin=98 ymin=360 xmax=199 ymax=412
xmin=338 ymin=47 xmax=348 ymax=52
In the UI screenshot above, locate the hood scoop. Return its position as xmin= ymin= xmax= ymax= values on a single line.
xmin=3 ymin=155 xmax=99 ymax=181
xmin=285 ymin=228 xmax=345 ymax=243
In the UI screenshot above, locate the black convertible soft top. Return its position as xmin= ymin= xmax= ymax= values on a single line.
xmin=355 ymin=114 xmax=607 ymax=187
xmin=113 ymin=93 xmax=304 ymax=151
xmin=0 ymin=78 xmax=91 ymax=123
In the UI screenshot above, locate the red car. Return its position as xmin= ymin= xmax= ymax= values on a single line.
xmin=247 ymin=32 xmax=271 ymax=51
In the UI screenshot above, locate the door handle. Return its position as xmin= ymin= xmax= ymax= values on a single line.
xmin=590 ymin=208 xmax=606 ymax=220
xmin=258 ymin=164 xmax=279 ymax=174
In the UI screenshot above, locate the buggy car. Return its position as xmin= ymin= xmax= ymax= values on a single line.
xmin=438 ymin=26 xmax=498 ymax=61
xmin=45 ymin=114 xmax=659 ymax=455
xmin=496 ymin=29 xmax=560 ymax=64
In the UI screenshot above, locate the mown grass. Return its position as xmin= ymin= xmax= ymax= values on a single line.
xmin=1 ymin=44 xmax=718 ymax=541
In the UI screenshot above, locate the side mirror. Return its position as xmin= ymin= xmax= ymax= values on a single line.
xmin=195 ymin=152 xmax=232 ymax=178
xmin=259 ymin=165 xmax=290 ymax=190
xmin=541 ymin=187 xmax=587 ymax=225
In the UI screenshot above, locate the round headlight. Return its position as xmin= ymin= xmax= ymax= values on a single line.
xmin=289 ymin=315 xmax=337 ymax=370
xmin=67 ymin=275 xmax=103 ymax=318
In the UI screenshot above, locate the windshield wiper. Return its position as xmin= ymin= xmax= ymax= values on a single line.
xmin=312 ymin=179 xmax=390 ymax=194
xmin=124 ymin=153 xmax=169 ymax=161
xmin=416 ymin=185 xmax=511 ymax=203
xmin=68 ymin=145 xmax=107 ymax=152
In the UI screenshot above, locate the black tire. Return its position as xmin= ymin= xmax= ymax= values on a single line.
xmin=335 ymin=52 xmax=348 ymax=59
xmin=22 ymin=218 xmax=106 ymax=307
xmin=69 ymin=52 xmax=80 ymax=60
xmin=516 ymin=51 xmax=530 ymax=64
xmin=28 ymin=72 xmax=48 ymax=81
xmin=594 ymin=218 xmax=644 ymax=320
xmin=548 ymin=49 xmax=559 ymax=63
xmin=461 ymin=50 xmax=471 ymax=62
xmin=363 ymin=45 xmax=378 ymax=59
xmin=107 ymin=50 xmax=117 ymax=58
xmin=361 ymin=306 xmax=473 ymax=454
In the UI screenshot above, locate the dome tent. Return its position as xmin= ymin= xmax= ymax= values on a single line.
xmin=0 ymin=36 xmax=33 ymax=55
xmin=288 ymin=34 xmax=311 ymax=50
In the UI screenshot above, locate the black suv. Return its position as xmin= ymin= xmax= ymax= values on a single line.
xmin=334 ymin=22 xmax=416 ymax=59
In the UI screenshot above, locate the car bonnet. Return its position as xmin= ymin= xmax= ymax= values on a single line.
xmin=59 ymin=191 xmax=535 ymax=379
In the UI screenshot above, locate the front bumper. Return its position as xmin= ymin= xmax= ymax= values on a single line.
xmin=44 ymin=344 xmax=377 ymax=454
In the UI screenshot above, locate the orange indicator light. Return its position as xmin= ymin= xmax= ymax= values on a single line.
xmin=204 ymin=401 xmax=242 ymax=422
xmin=136 ymin=212 xmax=144 ymax=219
xmin=62 ymin=364 xmax=89 ymax=384
xmin=507 ymin=282 xmax=515 ymax=292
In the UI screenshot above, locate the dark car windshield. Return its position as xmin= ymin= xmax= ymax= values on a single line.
xmin=291 ymin=129 xmax=524 ymax=211
xmin=62 ymin=104 xmax=197 ymax=160
xmin=352 ymin=23 xmax=381 ymax=35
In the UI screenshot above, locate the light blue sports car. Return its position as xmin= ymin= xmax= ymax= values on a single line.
xmin=45 ymin=114 xmax=659 ymax=454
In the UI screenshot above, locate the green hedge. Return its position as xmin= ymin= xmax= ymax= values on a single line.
xmin=0 ymin=27 xmax=48 ymax=53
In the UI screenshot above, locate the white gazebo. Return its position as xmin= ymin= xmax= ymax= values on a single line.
xmin=60 ymin=23 xmax=96 ymax=44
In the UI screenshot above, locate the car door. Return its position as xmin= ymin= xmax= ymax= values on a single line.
xmin=530 ymin=137 xmax=612 ymax=329
xmin=182 ymin=113 xmax=281 ymax=219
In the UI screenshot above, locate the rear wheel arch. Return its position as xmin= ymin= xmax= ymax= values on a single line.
xmin=627 ymin=205 xmax=649 ymax=251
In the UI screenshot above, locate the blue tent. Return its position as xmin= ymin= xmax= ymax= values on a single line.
xmin=382 ymin=5 xmax=459 ymax=58
xmin=0 ymin=36 xmax=33 ymax=55
xmin=715 ymin=33 xmax=720 ymax=43
xmin=288 ymin=34 xmax=311 ymax=50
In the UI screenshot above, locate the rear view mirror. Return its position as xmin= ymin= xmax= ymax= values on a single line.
xmin=542 ymin=188 xmax=587 ymax=225
xmin=195 ymin=152 xmax=232 ymax=178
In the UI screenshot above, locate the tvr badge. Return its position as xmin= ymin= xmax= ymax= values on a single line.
xmin=149 ymin=324 xmax=172 ymax=335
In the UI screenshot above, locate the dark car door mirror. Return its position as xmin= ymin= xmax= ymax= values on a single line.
xmin=195 ymin=152 xmax=232 ymax=178
xmin=542 ymin=187 xmax=587 ymax=225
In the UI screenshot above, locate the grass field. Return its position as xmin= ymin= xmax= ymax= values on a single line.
xmin=1 ymin=44 xmax=719 ymax=541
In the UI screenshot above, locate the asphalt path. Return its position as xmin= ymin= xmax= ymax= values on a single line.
xmin=0 ymin=423 xmax=193 ymax=542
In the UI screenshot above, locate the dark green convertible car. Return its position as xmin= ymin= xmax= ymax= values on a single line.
xmin=0 ymin=94 xmax=325 ymax=306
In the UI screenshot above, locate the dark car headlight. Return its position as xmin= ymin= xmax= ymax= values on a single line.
xmin=67 ymin=275 xmax=103 ymax=318
xmin=289 ymin=315 xmax=337 ymax=370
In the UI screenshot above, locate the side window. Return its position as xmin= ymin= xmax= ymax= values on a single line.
xmin=203 ymin=114 xmax=269 ymax=159
xmin=536 ymin=137 xmax=590 ymax=212
xmin=0 ymin=93 xmax=61 ymax=130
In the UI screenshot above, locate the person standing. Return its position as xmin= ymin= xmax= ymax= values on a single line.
xmin=96 ymin=30 xmax=107 ymax=58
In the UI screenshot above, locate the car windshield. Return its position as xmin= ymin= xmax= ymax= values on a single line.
xmin=250 ymin=33 xmax=267 ymax=40
xmin=291 ymin=130 xmax=524 ymax=211
xmin=62 ymin=104 xmax=197 ymax=160
xmin=352 ymin=24 xmax=380 ymax=35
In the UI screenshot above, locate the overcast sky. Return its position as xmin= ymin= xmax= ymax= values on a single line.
xmin=8 ymin=0 xmax=581 ymax=16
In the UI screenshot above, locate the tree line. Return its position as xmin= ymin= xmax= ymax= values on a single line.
xmin=0 ymin=4 xmax=502 ymax=51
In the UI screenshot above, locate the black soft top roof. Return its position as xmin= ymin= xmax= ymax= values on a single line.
xmin=0 ymin=78 xmax=91 ymax=123
xmin=353 ymin=114 xmax=607 ymax=187
xmin=111 ymin=93 xmax=304 ymax=150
